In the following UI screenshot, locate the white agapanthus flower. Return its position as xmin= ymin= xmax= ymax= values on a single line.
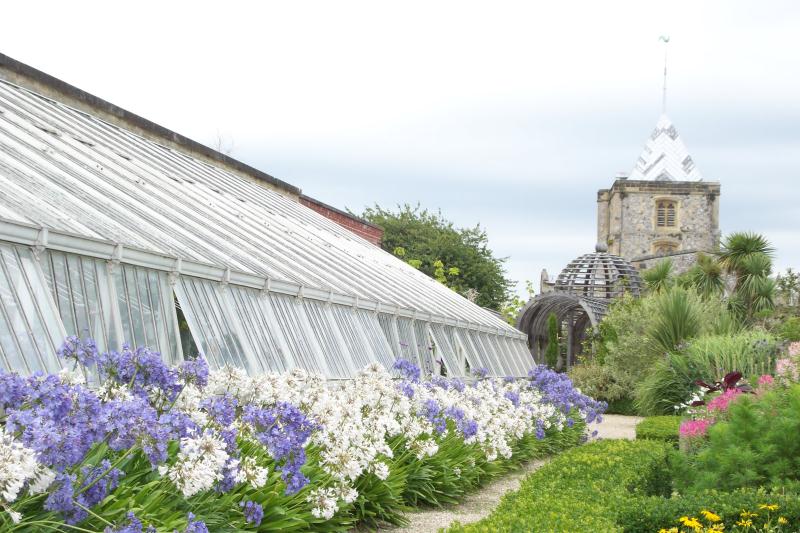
xmin=0 ymin=428 xmax=39 ymax=505
xmin=234 ymin=456 xmax=269 ymax=489
xmin=167 ymin=431 xmax=229 ymax=498
xmin=27 ymin=466 xmax=56 ymax=495
xmin=195 ymin=356 xmax=583 ymax=523
xmin=307 ymin=487 xmax=339 ymax=520
xmin=57 ymin=367 xmax=86 ymax=385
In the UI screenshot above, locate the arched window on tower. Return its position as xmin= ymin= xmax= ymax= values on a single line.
xmin=656 ymin=200 xmax=677 ymax=228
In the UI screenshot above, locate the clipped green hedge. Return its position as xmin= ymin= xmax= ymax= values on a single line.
xmin=446 ymin=439 xmax=673 ymax=532
xmin=617 ymin=488 xmax=800 ymax=532
xmin=635 ymin=415 xmax=681 ymax=446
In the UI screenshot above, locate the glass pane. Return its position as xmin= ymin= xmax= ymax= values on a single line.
xmin=266 ymin=294 xmax=327 ymax=376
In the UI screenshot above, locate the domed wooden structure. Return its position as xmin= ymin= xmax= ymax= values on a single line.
xmin=516 ymin=244 xmax=642 ymax=369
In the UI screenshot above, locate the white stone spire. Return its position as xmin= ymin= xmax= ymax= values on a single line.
xmin=628 ymin=114 xmax=703 ymax=181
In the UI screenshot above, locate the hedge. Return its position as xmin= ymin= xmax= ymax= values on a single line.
xmin=617 ymin=488 xmax=800 ymax=531
xmin=446 ymin=439 xmax=673 ymax=532
xmin=635 ymin=415 xmax=681 ymax=446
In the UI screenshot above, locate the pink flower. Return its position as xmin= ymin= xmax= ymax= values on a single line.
xmin=789 ymin=342 xmax=800 ymax=357
xmin=680 ymin=418 xmax=711 ymax=438
xmin=706 ymin=389 xmax=741 ymax=413
xmin=776 ymin=358 xmax=799 ymax=382
xmin=758 ymin=374 xmax=774 ymax=386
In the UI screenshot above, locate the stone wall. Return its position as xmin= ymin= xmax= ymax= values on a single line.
xmin=597 ymin=179 xmax=720 ymax=265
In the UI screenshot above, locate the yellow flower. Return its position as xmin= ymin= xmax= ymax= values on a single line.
xmin=701 ymin=509 xmax=722 ymax=522
xmin=736 ymin=519 xmax=753 ymax=527
xmin=778 ymin=516 xmax=788 ymax=525
xmin=679 ymin=516 xmax=703 ymax=529
xmin=708 ymin=524 xmax=725 ymax=531
xmin=658 ymin=529 xmax=680 ymax=533
xmin=758 ymin=503 xmax=779 ymax=511
xmin=740 ymin=510 xmax=758 ymax=519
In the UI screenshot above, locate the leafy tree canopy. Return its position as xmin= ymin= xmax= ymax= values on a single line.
xmin=360 ymin=204 xmax=513 ymax=311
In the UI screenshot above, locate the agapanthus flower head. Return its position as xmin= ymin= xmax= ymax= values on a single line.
xmin=57 ymin=336 xmax=98 ymax=367
xmin=103 ymin=511 xmax=155 ymax=533
xmin=240 ymin=500 xmax=264 ymax=526
xmin=241 ymin=403 xmax=316 ymax=495
xmin=392 ymin=359 xmax=421 ymax=383
xmin=200 ymin=393 xmax=238 ymax=427
xmin=79 ymin=459 xmax=124 ymax=508
xmin=0 ymin=427 xmax=39 ymax=505
xmin=180 ymin=358 xmax=209 ymax=389
xmin=472 ymin=367 xmax=489 ymax=379
xmin=183 ymin=513 xmax=210 ymax=533
xmin=97 ymin=345 xmax=182 ymax=402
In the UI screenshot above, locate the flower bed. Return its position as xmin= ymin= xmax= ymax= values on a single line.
xmin=0 ymin=338 xmax=601 ymax=531
xmin=446 ymin=439 xmax=674 ymax=532
xmin=635 ymin=416 xmax=681 ymax=446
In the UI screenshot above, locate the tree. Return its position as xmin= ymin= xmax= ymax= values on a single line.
xmin=720 ymin=232 xmax=777 ymax=322
xmin=360 ymin=204 xmax=513 ymax=310
xmin=545 ymin=312 xmax=560 ymax=369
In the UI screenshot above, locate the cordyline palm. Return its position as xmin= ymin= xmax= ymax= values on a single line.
xmin=643 ymin=259 xmax=673 ymax=294
xmin=719 ymin=232 xmax=775 ymax=284
xmin=683 ymin=252 xmax=725 ymax=299
xmin=719 ymin=232 xmax=776 ymax=320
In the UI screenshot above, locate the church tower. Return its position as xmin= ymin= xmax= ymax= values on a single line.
xmin=596 ymin=114 xmax=721 ymax=272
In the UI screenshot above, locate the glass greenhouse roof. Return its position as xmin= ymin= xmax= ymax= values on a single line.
xmin=0 ymin=77 xmax=530 ymax=377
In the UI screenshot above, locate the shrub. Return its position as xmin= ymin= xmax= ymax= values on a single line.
xmin=634 ymin=331 xmax=778 ymax=415
xmin=446 ymin=439 xmax=673 ymax=532
xmin=778 ymin=316 xmax=800 ymax=341
xmin=673 ymin=384 xmax=800 ymax=494
xmin=617 ymin=488 xmax=800 ymax=532
xmin=636 ymin=416 xmax=681 ymax=446
xmin=568 ymin=362 xmax=629 ymax=403
xmin=589 ymin=290 xmax=734 ymax=416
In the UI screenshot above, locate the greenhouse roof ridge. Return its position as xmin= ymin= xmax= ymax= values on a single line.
xmin=0 ymin=52 xmax=301 ymax=197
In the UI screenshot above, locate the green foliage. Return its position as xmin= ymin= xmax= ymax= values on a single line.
xmin=576 ymin=289 xmax=735 ymax=415
xmin=680 ymin=252 xmax=725 ymax=299
xmin=778 ymin=316 xmax=800 ymax=341
xmin=616 ymin=488 xmax=800 ymax=532
xmin=568 ymin=362 xmax=629 ymax=403
xmin=643 ymin=259 xmax=674 ymax=294
xmin=650 ymin=287 xmax=702 ymax=353
xmin=634 ymin=331 xmax=779 ymax=415
xmin=446 ymin=439 xmax=673 ymax=532
xmin=545 ymin=312 xmax=560 ymax=369
xmin=361 ymin=204 xmax=512 ymax=310
xmin=674 ymin=384 xmax=800 ymax=494
xmin=776 ymin=267 xmax=800 ymax=307
xmin=636 ymin=416 xmax=681 ymax=446
xmin=719 ymin=232 xmax=777 ymax=322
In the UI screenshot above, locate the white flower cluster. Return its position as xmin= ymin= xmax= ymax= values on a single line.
xmin=165 ymin=430 xmax=229 ymax=498
xmin=181 ymin=362 xmax=574 ymax=522
xmin=0 ymin=427 xmax=45 ymax=523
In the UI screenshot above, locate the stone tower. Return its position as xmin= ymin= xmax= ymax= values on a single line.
xmin=596 ymin=114 xmax=720 ymax=272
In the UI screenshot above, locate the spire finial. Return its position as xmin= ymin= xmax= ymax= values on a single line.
xmin=659 ymin=35 xmax=670 ymax=114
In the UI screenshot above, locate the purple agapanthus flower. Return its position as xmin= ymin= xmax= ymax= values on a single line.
xmin=392 ymin=359 xmax=421 ymax=383
xmin=240 ymin=500 xmax=264 ymax=526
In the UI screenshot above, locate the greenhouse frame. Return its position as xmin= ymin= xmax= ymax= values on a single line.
xmin=0 ymin=54 xmax=532 ymax=378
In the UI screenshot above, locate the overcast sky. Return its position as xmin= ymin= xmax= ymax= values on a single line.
xmin=3 ymin=1 xmax=799 ymax=296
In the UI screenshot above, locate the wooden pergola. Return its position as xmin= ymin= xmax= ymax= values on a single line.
xmin=516 ymin=244 xmax=643 ymax=369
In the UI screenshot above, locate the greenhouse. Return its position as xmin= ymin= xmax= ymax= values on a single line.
xmin=0 ymin=58 xmax=531 ymax=378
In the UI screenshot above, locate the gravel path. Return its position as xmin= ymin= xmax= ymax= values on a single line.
xmin=378 ymin=415 xmax=641 ymax=532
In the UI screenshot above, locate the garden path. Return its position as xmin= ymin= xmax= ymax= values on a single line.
xmin=380 ymin=415 xmax=641 ymax=532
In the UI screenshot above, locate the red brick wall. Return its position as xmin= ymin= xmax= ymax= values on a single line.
xmin=300 ymin=196 xmax=383 ymax=246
